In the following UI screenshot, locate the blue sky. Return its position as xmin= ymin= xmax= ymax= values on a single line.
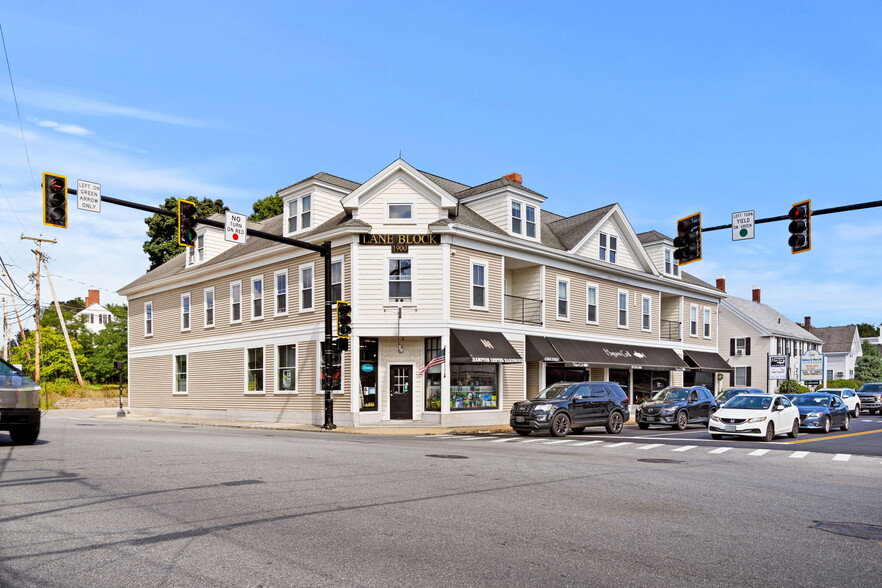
xmin=1 ymin=1 xmax=880 ymax=331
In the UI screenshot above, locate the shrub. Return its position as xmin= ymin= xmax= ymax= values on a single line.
xmin=777 ymin=379 xmax=810 ymax=394
xmin=825 ymin=379 xmax=862 ymax=389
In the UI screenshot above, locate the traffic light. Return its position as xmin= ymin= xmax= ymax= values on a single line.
xmin=177 ymin=199 xmax=198 ymax=247
xmin=787 ymin=199 xmax=811 ymax=254
xmin=336 ymin=300 xmax=352 ymax=338
xmin=334 ymin=338 xmax=349 ymax=353
xmin=42 ymin=173 xmax=67 ymax=228
xmin=673 ymin=212 xmax=702 ymax=265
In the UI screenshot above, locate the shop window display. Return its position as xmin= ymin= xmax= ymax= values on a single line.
xmin=450 ymin=364 xmax=498 ymax=410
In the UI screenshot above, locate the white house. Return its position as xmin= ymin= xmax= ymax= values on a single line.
xmin=74 ymin=289 xmax=116 ymax=334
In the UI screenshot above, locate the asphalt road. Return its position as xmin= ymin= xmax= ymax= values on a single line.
xmin=1 ymin=413 xmax=881 ymax=588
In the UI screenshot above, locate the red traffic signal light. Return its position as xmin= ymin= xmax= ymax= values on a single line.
xmin=42 ymin=172 xmax=68 ymax=228
xmin=787 ymin=200 xmax=811 ymax=254
xmin=673 ymin=212 xmax=702 ymax=265
xmin=177 ymin=199 xmax=198 ymax=247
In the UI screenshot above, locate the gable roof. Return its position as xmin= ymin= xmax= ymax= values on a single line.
xmin=454 ymin=176 xmax=547 ymax=201
xmin=808 ymin=325 xmax=859 ymax=353
xmin=547 ymin=204 xmax=616 ymax=251
xmin=722 ymin=296 xmax=823 ymax=342
xmin=637 ymin=230 xmax=672 ymax=245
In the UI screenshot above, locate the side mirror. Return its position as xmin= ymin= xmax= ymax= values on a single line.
xmin=775 ymin=405 xmax=785 ymax=412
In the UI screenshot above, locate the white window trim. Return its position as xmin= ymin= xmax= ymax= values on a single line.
xmin=284 ymin=193 xmax=313 ymax=236
xmin=144 ymin=301 xmax=153 ymax=337
xmin=330 ymin=256 xmax=345 ymax=303
xmin=734 ymin=366 xmax=748 ymax=386
xmin=385 ymin=254 xmax=415 ymax=306
xmin=510 ymin=198 xmax=539 ymax=239
xmin=197 ymin=234 xmax=205 ymax=262
xmin=511 ymin=200 xmax=522 ymax=235
xmin=703 ymin=307 xmax=712 ymax=339
xmin=470 ymin=259 xmax=489 ymax=311
xmin=173 ymin=353 xmax=188 ymax=395
xmin=385 ymin=202 xmax=415 ymax=224
xmin=316 ymin=341 xmax=344 ymax=395
xmin=180 ymin=292 xmax=191 ymax=332
xmin=204 ymin=287 xmax=215 ymax=329
xmin=585 ymin=282 xmax=599 ymax=325
xmin=641 ymin=295 xmax=652 ymax=332
xmin=735 ymin=337 xmax=747 ymax=354
xmin=617 ymin=289 xmax=629 ymax=329
xmin=299 ymin=262 xmax=315 ymax=313
xmin=230 ymin=280 xmax=243 ymax=324
xmin=250 ymin=276 xmax=263 ymax=321
xmin=690 ymin=304 xmax=699 ymax=337
xmin=274 ymin=269 xmax=289 ymax=316
xmin=664 ymin=248 xmax=680 ymax=277
xmin=275 ymin=343 xmax=298 ymax=395
xmin=245 ymin=346 xmax=265 ymax=395
xmin=556 ymin=278 xmax=570 ymax=321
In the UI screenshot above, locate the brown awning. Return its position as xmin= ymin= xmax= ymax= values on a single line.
xmin=450 ymin=329 xmax=523 ymax=364
xmin=525 ymin=336 xmax=562 ymax=362
xmin=546 ymin=338 xmax=689 ymax=369
xmin=683 ymin=350 xmax=734 ymax=372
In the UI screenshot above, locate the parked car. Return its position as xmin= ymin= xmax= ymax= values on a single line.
xmin=708 ymin=393 xmax=800 ymax=441
xmin=788 ymin=393 xmax=850 ymax=433
xmin=857 ymin=383 xmax=882 ymax=415
xmin=715 ymin=387 xmax=765 ymax=406
xmin=635 ymin=386 xmax=717 ymax=430
xmin=816 ymin=388 xmax=861 ymax=417
xmin=0 ymin=358 xmax=41 ymax=445
xmin=510 ymin=381 xmax=629 ymax=437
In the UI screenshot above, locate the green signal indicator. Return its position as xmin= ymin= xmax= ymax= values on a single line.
xmin=739 ymin=228 xmax=748 ymax=238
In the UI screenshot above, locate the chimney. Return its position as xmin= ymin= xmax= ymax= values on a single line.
xmin=715 ymin=275 xmax=726 ymax=292
xmin=86 ymin=289 xmax=100 ymax=307
xmin=752 ymin=286 xmax=761 ymax=304
xmin=804 ymin=316 xmax=812 ymax=330
xmin=503 ymin=172 xmax=522 ymax=185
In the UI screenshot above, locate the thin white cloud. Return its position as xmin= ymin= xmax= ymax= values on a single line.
xmin=36 ymin=119 xmax=95 ymax=136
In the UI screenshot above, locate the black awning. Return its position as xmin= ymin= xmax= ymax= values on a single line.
xmin=525 ymin=336 xmax=562 ymax=362
xmin=546 ymin=338 xmax=689 ymax=369
xmin=683 ymin=350 xmax=734 ymax=372
xmin=450 ymin=329 xmax=523 ymax=364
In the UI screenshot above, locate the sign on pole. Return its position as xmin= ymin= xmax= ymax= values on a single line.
xmin=769 ymin=355 xmax=787 ymax=380
xmin=224 ymin=211 xmax=247 ymax=244
xmin=799 ymin=349 xmax=824 ymax=383
xmin=76 ymin=180 xmax=101 ymax=213
xmin=732 ymin=210 xmax=754 ymax=241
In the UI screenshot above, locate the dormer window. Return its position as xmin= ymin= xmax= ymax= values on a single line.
xmin=600 ymin=233 xmax=617 ymax=263
xmin=186 ymin=235 xmax=204 ymax=266
xmin=664 ymin=248 xmax=680 ymax=276
xmin=511 ymin=200 xmax=538 ymax=238
xmin=286 ymin=194 xmax=312 ymax=234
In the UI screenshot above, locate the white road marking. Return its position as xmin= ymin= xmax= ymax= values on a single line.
xmin=748 ymin=449 xmax=770 ymax=456
xmin=573 ymin=440 xmax=605 ymax=447
xmin=543 ymin=440 xmax=575 ymax=445
xmin=638 ymin=443 xmax=663 ymax=450
xmin=518 ymin=439 xmax=544 ymax=443
xmin=708 ymin=447 xmax=732 ymax=454
xmin=490 ymin=437 xmax=522 ymax=442
xmin=832 ymin=454 xmax=851 ymax=462
xmin=603 ymin=442 xmax=633 ymax=449
xmin=789 ymin=451 xmax=809 ymax=459
xmin=671 ymin=445 xmax=697 ymax=452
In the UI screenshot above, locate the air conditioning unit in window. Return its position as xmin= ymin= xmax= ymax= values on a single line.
xmin=735 ymin=350 xmax=744 ymax=356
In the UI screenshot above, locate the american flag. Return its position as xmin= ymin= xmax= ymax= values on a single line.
xmin=419 ymin=347 xmax=445 ymax=375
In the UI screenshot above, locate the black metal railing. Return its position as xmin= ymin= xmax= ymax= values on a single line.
xmin=660 ymin=319 xmax=681 ymax=341
xmin=505 ymin=294 xmax=543 ymax=325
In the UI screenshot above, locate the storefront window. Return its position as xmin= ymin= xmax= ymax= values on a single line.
xmin=424 ymin=337 xmax=442 ymax=411
xmin=545 ymin=365 xmax=590 ymax=385
xmin=450 ymin=364 xmax=498 ymax=410
xmin=632 ymin=370 xmax=669 ymax=404
xmin=359 ymin=338 xmax=378 ymax=411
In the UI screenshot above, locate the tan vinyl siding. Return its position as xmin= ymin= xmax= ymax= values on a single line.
xmin=574 ymin=218 xmax=639 ymax=270
xmin=683 ymin=296 xmax=717 ymax=348
xmin=526 ymin=362 xmax=541 ymax=397
xmin=450 ymin=245 xmax=503 ymax=323
xmin=129 ymin=355 xmax=173 ymax=407
xmin=467 ymin=197 xmax=510 ymax=234
xmin=501 ymin=340 xmax=525 ymax=411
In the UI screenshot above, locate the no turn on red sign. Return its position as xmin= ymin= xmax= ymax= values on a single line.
xmin=224 ymin=211 xmax=248 ymax=244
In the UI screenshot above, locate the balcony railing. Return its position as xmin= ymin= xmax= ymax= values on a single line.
xmin=505 ymin=294 xmax=543 ymax=326
xmin=660 ymin=319 xmax=681 ymax=341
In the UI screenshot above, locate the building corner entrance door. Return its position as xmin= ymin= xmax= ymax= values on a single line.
xmin=390 ymin=365 xmax=413 ymax=419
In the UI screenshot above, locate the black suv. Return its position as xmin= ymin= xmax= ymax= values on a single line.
xmin=510 ymin=381 xmax=629 ymax=437
xmin=635 ymin=386 xmax=717 ymax=430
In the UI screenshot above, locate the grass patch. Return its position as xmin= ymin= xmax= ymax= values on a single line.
xmin=39 ymin=379 xmax=126 ymax=410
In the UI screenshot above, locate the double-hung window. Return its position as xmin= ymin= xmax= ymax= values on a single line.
xmin=300 ymin=264 xmax=314 ymax=312
xmin=174 ymin=355 xmax=187 ymax=394
xmin=230 ymin=281 xmax=242 ymax=323
xmin=511 ymin=201 xmax=522 ymax=234
xmin=388 ymin=258 xmax=412 ymax=302
xmin=181 ymin=293 xmax=191 ymax=331
xmin=525 ymin=205 xmax=536 ymax=238
xmin=197 ymin=234 xmax=204 ymax=262
xmin=144 ymin=301 xmax=153 ymax=337
xmin=617 ymin=290 xmax=628 ymax=328
xmin=664 ymin=248 xmax=679 ymax=276
xmin=690 ymin=304 xmax=698 ymax=337
xmin=275 ymin=270 xmax=288 ymax=315
xmin=557 ymin=279 xmax=569 ymax=320
xmin=286 ymin=194 xmax=312 ymax=234
xmin=511 ymin=200 xmax=537 ymax=238
xmin=642 ymin=295 xmax=651 ymax=331
xmin=586 ymin=283 xmax=598 ymax=324
xmin=330 ymin=259 xmax=343 ymax=302
xmin=471 ymin=261 xmax=487 ymax=310
xmin=246 ymin=347 xmax=264 ymax=393
xmin=251 ymin=276 xmax=263 ymax=320
xmin=600 ymin=233 xmax=618 ymax=263
xmin=703 ymin=307 xmax=712 ymax=338
xmin=277 ymin=344 xmax=297 ymax=393
xmin=204 ymin=287 xmax=214 ymax=328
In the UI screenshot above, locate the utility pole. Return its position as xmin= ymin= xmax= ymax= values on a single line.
xmin=1 ymin=266 xmax=8 ymax=361
xmin=43 ymin=259 xmax=84 ymax=386
xmin=21 ymin=236 xmax=56 ymax=382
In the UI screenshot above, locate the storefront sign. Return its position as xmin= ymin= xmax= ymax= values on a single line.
xmin=799 ymin=350 xmax=824 ymax=382
xmin=358 ymin=233 xmax=440 ymax=253
xmin=769 ymin=355 xmax=788 ymax=379
xmin=361 ymin=364 xmax=375 ymax=373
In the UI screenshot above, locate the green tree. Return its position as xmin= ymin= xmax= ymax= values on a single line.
xmin=11 ymin=326 xmax=86 ymax=381
xmin=248 ymin=193 xmax=284 ymax=222
xmin=143 ymin=196 xmax=227 ymax=270
xmin=39 ymin=297 xmax=85 ymax=331
xmin=857 ymin=323 xmax=880 ymax=338
xmin=855 ymin=340 xmax=882 ymax=382
xmin=85 ymin=305 xmax=128 ymax=384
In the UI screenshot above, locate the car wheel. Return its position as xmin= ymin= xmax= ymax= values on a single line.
xmin=9 ymin=424 xmax=39 ymax=445
xmin=674 ymin=411 xmax=688 ymax=431
xmin=637 ymin=422 xmax=650 ymax=430
xmin=605 ymin=411 xmax=624 ymax=434
xmin=761 ymin=422 xmax=775 ymax=442
xmin=853 ymin=405 xmax=860 ymax=418
xmin=787 ymin=419 xmax=799 ymax=439
xmin=841 ymin=414 xmax=850 ymax=432
xmin=711 ymin=434 xmax=724 ymax=440
xmin=549 ymin=413 xmax=570 ymax=437
xmin=821 ymin=416 xmax=830 ymax=434
xmin=515 ymin=430 xmax=531 ymax=436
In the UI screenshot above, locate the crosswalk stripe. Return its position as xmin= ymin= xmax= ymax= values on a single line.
xmin=543 ymin=440 xmax=575 ymax=445
xmin=603 ymin=442 xmax=633 ymax=449
xmin=459 ymin=437 xmax=494 ymax=441
xmin=748 ymin=449 xmax=770 ymax=456
xmin=832 ymin=454 xmax=851 ymax=462
xmin=789 ymin=451 xmax=809 ymax=459
xmin=573 ymin=440 xmax=604 ymax=446
xmin=490 ymin=437 xmax=521 ymax=442
xmin=672 ymin=445 xmax=697 ymax=452
xmin=708 ymin=447 xmax=732 ymax=454
xmin=638 ymin=443 xmax=663 ymax=450
xmin=519 ymin=439 xmax=543 ymax=443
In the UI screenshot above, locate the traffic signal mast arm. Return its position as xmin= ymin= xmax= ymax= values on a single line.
xmin=699 ymin=200 xmax=882 ymax=232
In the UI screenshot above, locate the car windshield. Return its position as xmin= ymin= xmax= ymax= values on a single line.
xmin=717 ymin=389 xmax=745 ymax=401
xmin=651 ymin=388 xmax=689 ymax=402
xmin=859 ymin=384 xmax=882 ymax=392
xmin=791 ymin=395 xmax=830 ymax=407
xmin=724 ymin=396 xmax=772 ymax=410
xmin=533 ymin=383 xmax=576 ymax=400
xmin=0 ymin=359 xmax=22 ymax=375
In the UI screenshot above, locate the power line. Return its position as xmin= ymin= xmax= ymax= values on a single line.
xmin=0 ymin=23 xmax=38 ymax=198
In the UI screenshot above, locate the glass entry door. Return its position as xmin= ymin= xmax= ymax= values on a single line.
xmin=390 ymin=365 xmax=413 ymax=420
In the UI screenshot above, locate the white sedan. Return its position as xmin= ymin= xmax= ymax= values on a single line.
xmin=708 ymin=394 xmax=800 ymax=441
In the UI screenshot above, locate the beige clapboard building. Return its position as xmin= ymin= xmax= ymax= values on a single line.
xmin=119 ymin=159 xmax=732 ymax=427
